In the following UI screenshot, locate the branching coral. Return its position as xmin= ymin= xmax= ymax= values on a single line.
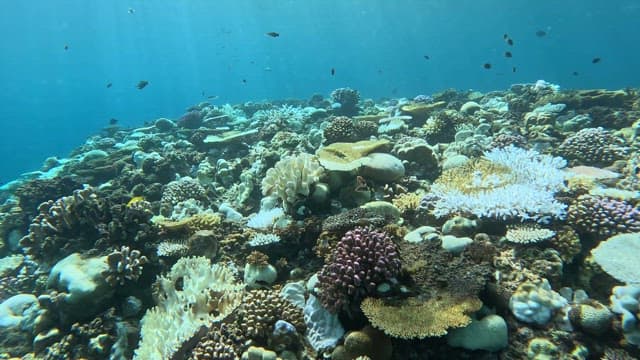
xmin=316 ymin=227 xmax=401 ymax=313
xmin=105 ymin=246 xmax=148 ymax=286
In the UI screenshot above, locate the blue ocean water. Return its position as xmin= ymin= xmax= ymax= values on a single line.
xmin=0 ymin=0 xmax=638 ymax=184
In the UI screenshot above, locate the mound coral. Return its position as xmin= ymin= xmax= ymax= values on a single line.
xmin=316 ymin=227 xmax=401 ymax=313
xmin=331 ymin=88 xmax=360 ymax=116
xmin=558 ymin=127 xmax=627 ymax=167
xmin=423 ymin=145 xmax=567 ymax=220
xmin=261 ymin=153 xmax=323 ymax=210
xmin=239 ymin=289 xmax=305 ymax=339
xmin=567 ymin=195 xmax=640 ymax=237
xmin=360 ymin=294 xmax=482 ymax=339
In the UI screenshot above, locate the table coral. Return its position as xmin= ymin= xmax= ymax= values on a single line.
xmin=360 ymin=294 xmax=482 ymax=339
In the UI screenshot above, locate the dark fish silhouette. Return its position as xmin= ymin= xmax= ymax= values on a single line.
xmin=128 ymin=8 xmax=135 ymax=14
xmin=109 ymin=118 xmax=118 ymax=125
xmin=207 ymin=95 xmax=219 ymax=99
xmin=572 ymin=71 xmax=579 ymax=76
xmin=512 ymin=66 xmax=517 ymax=73
xmin=507 ymin=38 xmax=514 ymax=46
xmin=592 ymin=57 xmax=601 ymax=64
xmin=536 ymin=30 xmax=547 ymax=37
xmin=242 ymin=79 xmax=247 ymax=83
xmin=136 ymin=80 xmax=149 ymax=89
xmin=106 ymin=83 xmax=112 ymax=88
xmin=331 ymin=68 xmax=335 ymax=76
xmin=423 ymin=55 xmax=430 ymax=60
xmin=503 ymin=33 xmax=509 ymax=40
xmin=64 ymin=44 xmax=69 ymax=51
xmin=504 ymin=51 xmax=512 ymax=58
xmin=265 ymin=32 xmax=280 ymax=37
xmin=483 ymin=63 xmax=492 ymax=69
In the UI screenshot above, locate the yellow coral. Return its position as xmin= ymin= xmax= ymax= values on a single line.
xmin=391 ymin=192 xmax=422 ymax=213
xmin=434 ymin=158 xmax=514 ymax=194
xmin=360 ymin=294 xmax=482 ymax=339
xmin=153 ymin=213 xmax=222 ymax=233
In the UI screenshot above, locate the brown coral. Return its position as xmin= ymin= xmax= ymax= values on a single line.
xmin=360 ymin=293 xmax=482 ymax=339
xmin=239 ymin=290 xmax=305 ymax=339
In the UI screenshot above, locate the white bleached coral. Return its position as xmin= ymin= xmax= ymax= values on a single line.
xmin=425 ymin=145 xmax=567 ymax=221
xmin=261 ymin=153 xmax=324 ymax=210
xmin=133 ymin=257 xmax=243 ymax=359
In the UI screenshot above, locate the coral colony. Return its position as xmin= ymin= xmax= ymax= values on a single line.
xmin=2 ymin=84 xmax=640 ymax=359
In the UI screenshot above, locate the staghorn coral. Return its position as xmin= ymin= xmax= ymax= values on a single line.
xmin=261 ymin=153 xmax=324 ymax=210
xmin=360 ymin=294 xmax=482 ymax=339
xmin=105 ymin=246 xmax=148 ymax=286
xmin=316 ymin=227 xmax=401 ymax=313
xmin=134 ymin=257 xmax=243 ymax=360
xmin=558 ymin=127 xmax=627 ymax=167
xmin=567 ymin=195 xmax=640 ymax=237
xmin=239 ymin=289 xmax=305 ymax=340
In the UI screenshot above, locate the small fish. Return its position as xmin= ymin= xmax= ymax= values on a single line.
xmin=512 ymin=66 xmax=517 ymax=73
xmin=207 ymin=95 xmax=219 ymax=100
xmin=504 ymin=51 xmax=512 ymax=58
xmin=109 ymin=118 xmax=118 ymax=125
xmin=106 ymin=83 xmax=112 ymax=88
xmin=572 ymin=71 xmax=579 ymax=76
xmin=128 ymin=8 xmax=135 ymax=14
xmin=483 ymin=63 xmax=492 ymax=69
xmin=201 ymin=90 xmax=205 ymax=96
xmin=126 ymin=196 xmax=145 ymax=207
xmin=242 ymin=79 xmax=247 ymax=83
xmin=330 ymin=68 xmax=335 ymax=76
xmin=64 ymin=44 xmax=69 ymax=51
xmin=265 ymin=32 xmax=280 ymax=38
xmin=507 ymin=38 xmax=514 ymax=46
xmin=503 ymin=33 xmax=509 ymax=40
xmin=535 ymin=29 xmax=547 ymax=37
xmin=592 ymin=57 xmax=601 ymax=64
xmin=423 ymin=55 xmax=430 ymax=60
xmin=136 ymin=80 xmax=148 ymax=89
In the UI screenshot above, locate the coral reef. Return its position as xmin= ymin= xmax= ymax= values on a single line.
xmin=3 ymin=84 xmax=640 ymax=359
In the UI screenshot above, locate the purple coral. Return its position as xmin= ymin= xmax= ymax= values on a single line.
xmin=558 ymin=127 xmax=627 ymax=167
xmin=567 ymin=195 xmax=640 ymax=237
xmin=317 ymin=227 xmax=401 ymax=313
